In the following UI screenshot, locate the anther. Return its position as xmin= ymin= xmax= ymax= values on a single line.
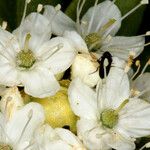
xmin=2 ymin=21 xmax=7 ymax=30
xmin=146 ymin=31 xmax=150 ymax=36
xmin=26 ymin=0 xmax=31 ymax=3
xmin=121 ymin=0 xmax=148 ymax=21
xmin=131 ymin=60 xmax=141 ymax=80
xmin=55 ymin=4 xmax=61 ymax=11
xmin=37 ymin=4 xmax=43 ymax=13
xmin=124 ymin=52 xmax=135 ymax=73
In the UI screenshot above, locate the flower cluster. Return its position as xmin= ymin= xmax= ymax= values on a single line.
xmin=0 ymin=0 xmax=150 ymax=149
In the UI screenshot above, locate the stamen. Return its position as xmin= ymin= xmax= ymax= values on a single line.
xmin=37 ymin=4 xmax=43 ymax=13
xmin=87 ymin=0 xmax=99 ymax=34
xmin=121 ymin=0 xmax=148 ymax=21
xmin=4 ymin=96 xmax=12 ymax=119
xmin=42 ymin=43 xmax=63 ymax=60
xmin=55 ymin=4 xmax=61 ymax=11
xmin=20 ymin=0 xmax=31 ymax=25
xmin=17 ymin=109 xmax=33 ymax=145
xmin=24 ymin=34 xmax=31 ymax=52
xmin=98 ymin=19 xmax=116 ymax=35
xmin=114 ymin=99 xmax=129 ymax=114
xmin=76 ymin=0 xmax=86 ymax=34
xmin=134 ymin=87 xmax=150 ymax=98
xmin=103 ymin=0 xmax=148 ymax=38
xmin=95 ymin=1 xmax=116 ymax=32
xmin=2 ymin=21 xmax=7 ymax=30
xmin=124 ymin=52 xmax=135 ymax=73
xmin=140 ymin=58 xmax=150 ymax=75
xmin=130 ymin=60 xmax=141 ymax=80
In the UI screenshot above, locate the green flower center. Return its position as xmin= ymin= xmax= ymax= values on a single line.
xmin=16 ymin=50 xmax=36 ymax=69
xmin=100 ymin=99 xmax=129 ymax=129
xmin=100 ymin=109 xmax=118 ymax=129
xmin=16 ymin=34 xmax=36 ymax=69
xmin=0 ymin=143 xmax=13 ymax=150
xmin=85 ymin=33 xmax=101 ymax=50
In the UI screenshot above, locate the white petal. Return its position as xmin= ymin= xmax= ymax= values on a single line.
xmin=107 ymin=133 xmax=135 ymax=150
xmin=46 ymin=140 xmax=72 ymax=150
xmin=0 ymin=28 xmax=20 ymax=59
xmin=81 ymin=0 xmax=121 ymax=36
xmin=56 ymin=128 xmax=82 ymax=147
xmin=13 ymin=13 xmax=51 ymax=51
xmin=100 ymin=36 xmax=145 ymax=60
xmin=20 ymin=68 xmax=60 ymax=98
xmin=38 ymin=37 xmax=76 ymax=74
xmin=71 ymin=53 xmax=100 ymax=87
xmin=63 ymin=31 xmax=88 ymax=53
xmin=68 ymin=78 xmax=98 ymax=119
xmin=77 ymin=118 xmax=98 ymax=140
xmin=44 ymin=5 xmax=76 ymax=36
xmin=0 ymin=62 xmax=19 ymax=86
xmin=131 ymin=73 xmax=150 ymax=101
xmin=6 ymin=102 xmax=45 ymax=146
xmin=0 ymin=87 xmax=24 ymax=119
xmin=118 ymin=98 xmax=150 ymax=138
xmin=0 ymin=85 xmax=7 ymax=96
xmin=98 ymin=67 xmax=130 ymax=110
xmin=79 ymin=124 xmax=111 ymax=150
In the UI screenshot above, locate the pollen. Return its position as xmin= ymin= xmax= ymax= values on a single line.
xmin=16 ymin=50 xmax=36 ymax=69
xmin=100 ymin=109 xmax=118 ymax=129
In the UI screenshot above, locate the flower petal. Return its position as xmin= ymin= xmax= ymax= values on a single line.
xmin=38 ymin=37 xmax=76 ymax=74
xmin=46 ymin=140 xmax=72 ymax=150
xmin=44 ymin=5 xmax=76 ymax=36
xmin=118 ymin=98 xmax=150 ymax=138
xmin=100 ymin=36 xmax=145 ymax=60
xmin=13 ymin=13 xmax=51 ymax=51
xmin=81 ymin=0 xmax=121 ymax=36
xmin=107 ymin=133 xmax=135 ymax=150
xmin=56 ymin=128 xmax=82 ymax=147
xmin=20 ymin=68 xmax=60 ymax=98
xmin=63 ymin=31 xmax=88 ymax=53
xmin=98 ymin=67 xmax=130 ymax=110
xmin=0 ymin=28 xmax=20 ymax=60
xmin=131 ymin=73 xmax=150 ymax=101
xmin=0 ymin=62 xmax=19 ymax=86
xmin=6 ymin=102 xmax=45 ymax=146
xmin=68 ymin=78 xmax=98 ymax=119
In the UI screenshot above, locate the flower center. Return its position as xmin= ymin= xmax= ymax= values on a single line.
xmin=85 ymin=33 xmax=101 ymax=50
xmin=0 ymin=143 xmax=13 ymax=150
xmin=100 ymin=99 xmax=129 ymax=129
xmin=16 ymin=50 xmax=36 ymax=69
xmin=100 ymin=109 xmax=118 ymax=129
xmin=16 ymin=34 xmax=36 ymax=69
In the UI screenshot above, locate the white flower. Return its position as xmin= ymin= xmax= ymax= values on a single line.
xmin=0 ymin=85 xmax=7 ymax=96
xmin=43 ymin=0 xmax=147 ymax=60
xmin=0 ymin=102 xmax=45 ymax=150
xmin=0 ymin=87 xmax=24 ymax=118
xmin=71 ymin=53 xmax=100 ymax=87
xmin=33 ymin=124 xmax=86 ymax=150
xmin=68 ymin=67 xmax=150 ymax=150
xmin=0 ymin=12 xmax=76 ymax=98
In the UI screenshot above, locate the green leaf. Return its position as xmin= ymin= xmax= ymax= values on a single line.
xmin=65 ymin=0 xmax=147 ymax=35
